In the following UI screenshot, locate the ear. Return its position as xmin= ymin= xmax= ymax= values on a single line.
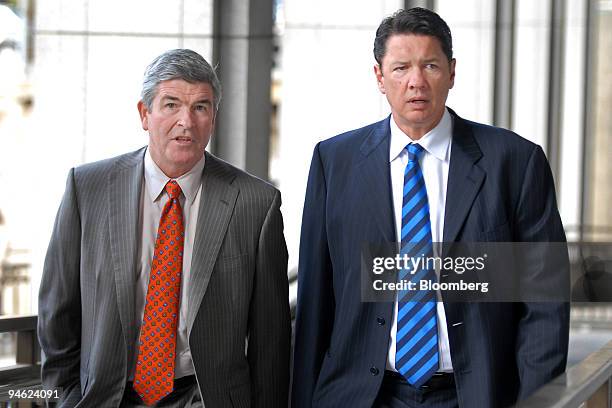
xmin=449 ymin=58 xmax=456 ymax=89
xmin=374 ymin=64 xmax=386 ymax=94
xmin=137 ymin=100 xmax=149 ymax=131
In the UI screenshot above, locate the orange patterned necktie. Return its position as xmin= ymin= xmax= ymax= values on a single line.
xmin=134 ymin=180 xmax=184 ymax=406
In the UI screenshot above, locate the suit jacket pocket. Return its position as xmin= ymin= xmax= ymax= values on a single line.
xmin=478 ymin=222 xmax=512 ymax=242
xmin=215 ymin=254 xmax=251 ymax=309
xmin=229 ymin=382 xmax=250 ymax=408
xmin=216 ymin=253 xmax=249 ymax=270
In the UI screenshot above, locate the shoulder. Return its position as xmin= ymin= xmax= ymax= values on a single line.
xmin=316 ymin=117 xmax=389 ymax=159
xmin=72 ymin=147 xmax=145 ymax=182
xmin=58 ymin=147 xmax=145 ymax=211
xmin=449 ymin=111 xmax=554 ymax=199
xmin=65 ymin=147 xmax=145 ymax=201
xmin=469 ymin=120 xmax=535 ymax=149
xmin=205 ymin=152 xmax=279 ymax=201
xmin=453 ymin=112 xmax=541 ymax=162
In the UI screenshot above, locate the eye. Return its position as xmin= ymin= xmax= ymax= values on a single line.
xmin=425 ymin=63 xmax=438 ymax=70
xmin=194 ymin=104 xmax=208 ymax=112
xmin=393 ymin=66 xmax=406 ymax=72
xmin=165 ymin=102 xmax=177 ymax=109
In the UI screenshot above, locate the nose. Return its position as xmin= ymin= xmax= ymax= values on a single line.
xmin=407 ymin=67 xmax=426 ymax=90
xmin=176 ymin=107 xmax=193 ymax=129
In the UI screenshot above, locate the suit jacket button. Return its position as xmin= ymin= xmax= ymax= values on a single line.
xmin=370 ymin=367 xmax=379 ymax=376
xmin=376 ymin=317 xmax=385 ymax=325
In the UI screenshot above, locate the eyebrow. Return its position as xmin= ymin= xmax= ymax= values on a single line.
xmin=161 ymin=95 xmax=179 ymax=100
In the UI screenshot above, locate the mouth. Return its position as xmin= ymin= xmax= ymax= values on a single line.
xmin=173 ymin=136 xmax=193 ymax=144
xmin=408 ymin=97 xmax=428 ymax=106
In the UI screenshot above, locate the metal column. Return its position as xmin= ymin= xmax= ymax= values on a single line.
xmin=404 ymin=0 xmax=435 ymax=10
xmin=211 ymin=0 xmax=274 ymax=180
xmin=492 ymin=0 xmax=516 ymax=129
xmin=546 ymin=0 xmax=567 ymax=189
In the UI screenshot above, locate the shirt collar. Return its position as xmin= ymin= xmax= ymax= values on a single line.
xmin=389 ymin=107 xmax=452 ymax=163
xmin=144 ymin=147 xmax=206 ymax=206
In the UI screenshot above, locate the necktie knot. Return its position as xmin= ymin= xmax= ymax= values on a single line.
xmin=406 ymin=143 xmax=425 ymax=162
xmin=165 ymin=180 xmax=182 ymax=200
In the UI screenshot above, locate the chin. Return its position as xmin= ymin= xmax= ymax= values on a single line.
xmin=167 ymin=152 xmax=198 ymax=168
xmin=404 ymin=112 xmax=432 ymax=124
xmin=172 ymin=147 xmax=201 ymax=158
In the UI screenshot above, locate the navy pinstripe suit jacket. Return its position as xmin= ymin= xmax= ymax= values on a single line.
xmin=292 ymin=109 xmax=569 ymax=408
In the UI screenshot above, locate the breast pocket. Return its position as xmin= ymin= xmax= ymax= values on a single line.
xmin=214 ymin=254 xmax=251 ymax=309
xmin=478 ymin=222 xmax=512 ymax=242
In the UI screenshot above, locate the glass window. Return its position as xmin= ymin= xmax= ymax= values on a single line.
xmin=583 ymin=0 xmax=612 ymax=242
xmin=272 ymin=0 xmax=403 ymax=271
xmin=0 ymin=0 xmax=213 ymax=320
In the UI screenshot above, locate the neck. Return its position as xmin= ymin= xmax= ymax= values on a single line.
xmin=393 ymin=111 xmax=445 ymax=140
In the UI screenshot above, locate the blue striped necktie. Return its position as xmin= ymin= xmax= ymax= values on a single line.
xmin=395 ymin=143 xmax=439 ymax=387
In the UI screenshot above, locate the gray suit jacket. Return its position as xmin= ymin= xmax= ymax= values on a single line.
xmin=38 ymin=148 xmax=291 ymax=407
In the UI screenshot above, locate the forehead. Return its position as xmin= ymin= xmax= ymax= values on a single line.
xmin=154 ymin=79 xmax=213 ymax=100
xmin=383 ymin=33 xmax=445 ymax=60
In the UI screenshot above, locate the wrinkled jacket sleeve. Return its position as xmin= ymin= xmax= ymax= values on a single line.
xmin=38 ymin=168 xmax=84 ymax=407
xmin=291 ymin=143 xmax=335 ymax=407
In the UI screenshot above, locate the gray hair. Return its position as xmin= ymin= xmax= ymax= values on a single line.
xmin=141 ymin=49 xmax=222 ymax=112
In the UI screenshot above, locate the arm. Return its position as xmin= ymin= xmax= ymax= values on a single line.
xmin=514 ymin=146 xmax=570 ymax=399
xmin=248 ymin=190 xmax=291 ymax=407
xmin=38 ymin=168 xmax=83 ymax=407
xmin=291 ymin=143 xmax=335 ymax=407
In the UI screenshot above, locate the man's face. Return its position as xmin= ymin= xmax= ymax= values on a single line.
xmin=374 ymin=34 xmax=455 ymax=139
xmin=138 ymin=79 xmax=215 ymax=178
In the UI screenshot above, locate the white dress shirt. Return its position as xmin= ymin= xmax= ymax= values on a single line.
xmin=386 ymin=108 xmax=454 ymax=372
xmin=130 ymin=148 xmax=205 ymax=380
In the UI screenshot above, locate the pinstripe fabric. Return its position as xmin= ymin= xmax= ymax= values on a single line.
xmin=292 ymin=108 xmax=569 ymax=408
xmin=38 ymin=148 xmax=290 ymax=408
xmin=396 ymin=144 xmax=438 ymax=387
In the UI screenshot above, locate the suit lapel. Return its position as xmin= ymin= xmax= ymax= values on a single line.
xmin=356 ymin=117 xmax=396 ymax=243
xmin=443 ymin=110 xmax=485 ymax=245
xmin=187 ymin=152 xmax=238 ymax=335
xmin=441 ymin=111 xmax=484 ymax=375
xmin=109 ymin=148 xmax=145 ymax=363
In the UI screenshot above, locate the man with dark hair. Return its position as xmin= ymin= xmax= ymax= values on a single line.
xmin=38 ymin=49 xmax=291 ymax=407
xmin=292 ymin=8 xmax=568 ymax=408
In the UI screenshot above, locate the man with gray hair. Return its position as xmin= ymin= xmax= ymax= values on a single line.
xmin=39 ymin=49 xmax=290 ymax=407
